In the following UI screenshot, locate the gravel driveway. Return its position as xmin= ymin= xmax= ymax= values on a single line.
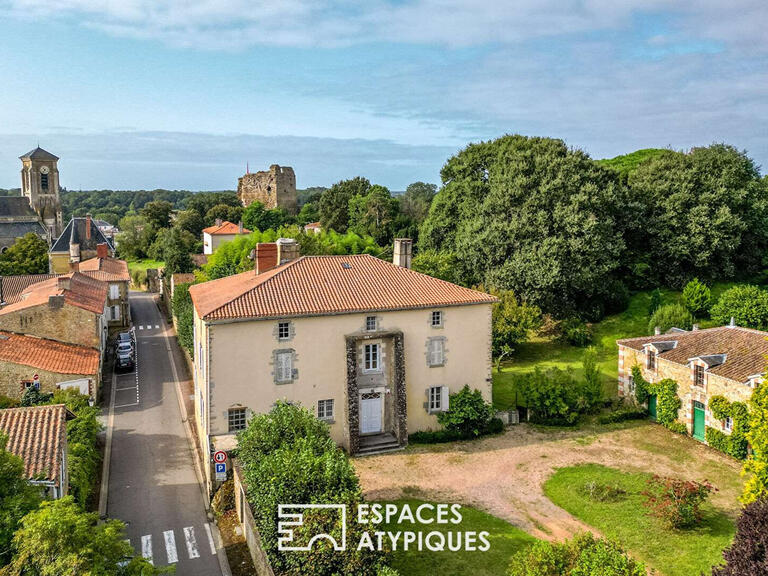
xmin=353 ymin=422 xmax=743 ymax=540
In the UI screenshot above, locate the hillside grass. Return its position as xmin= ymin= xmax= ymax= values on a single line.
xmin=543 ymin=464 xmax=734 ymax=576
xmin=381 ymin=499 xmax=537 ymax=576
xmin=492 ymin=282 xmax=746 ymax=410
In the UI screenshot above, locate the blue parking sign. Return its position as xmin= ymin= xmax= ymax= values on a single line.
xmin=215 ymin=462 xmax=226 ymax=480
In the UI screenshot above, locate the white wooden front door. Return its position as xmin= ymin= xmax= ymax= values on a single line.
xmin=360 ymin=394 xmax=383 ymax=434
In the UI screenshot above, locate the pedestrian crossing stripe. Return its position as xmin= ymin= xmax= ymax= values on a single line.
xmin=163 ymin=530 xmax=178 ymax=564
xmin=126 ymin=526 xmax=216 ymax=565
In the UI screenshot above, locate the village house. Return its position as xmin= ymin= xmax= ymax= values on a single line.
xmin=49 ymin=214 xmax=115 ymax=273
xmin=0 ymin=272 xmax=109 ymax=355
xmin=189 ymin=238 xmax=496 ymax=486
xmin=0 ymin=404 xmax=74 ymax=499
xmin=0 ymin=330 xmax=101 ymax=400
xmin=202 ymin=220 xmax=251 ymax=255
xmin=617 ymin=324 xmax=765 ymax=442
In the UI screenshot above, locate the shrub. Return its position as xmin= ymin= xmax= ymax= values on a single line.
xmin=559 ymin=317 xmax=593 ymax=347
xmin=582 ymin=347 xmax=603 ymax=410
xmin=666 ymin=421 xmax=688 ymax=435
xmin=648 ymin=303 xmax=693 ymax=334
xmin=0 ymin=394 xmax=19 ymax=409
xmin=171 ymin=282 xmax=194 ymax=354
xmin=643 ymin=475 xmax=715 ymax=529
xmin=648 ymin=287 xmax=662 ymax=316
xmin=598 ymin=407 xmax=648 ymax=424
xmin=518 ymin=367 xmax=599 ymax=426
xmin=706 ymin=427 xmax=731 ymax=453
xmin=706 ymin=396 xmax=750 ymax=460
xmin=712 ymin=497 xmax=768 ymax=576
xmin=507 ymin=532 xmax=646 ymax=576
xmin=410 ymin=417 xmax=504 ymax=444
xmin=212 ymin=479 xmax=235 ymax=519
xmin=436 ymin=385 xmax=494 ymax=437
xmin=681 ymin=278 xmax=711 ymax=317
xmin=743 ymin=381 xmax=768 ymax=504
xmin=710 ymin=284 xmax=768 ymax=329
xmin=486 ymin=286 xmax=542 ymax=369
xmin=581 ymin=481 xmax=627 ymax=502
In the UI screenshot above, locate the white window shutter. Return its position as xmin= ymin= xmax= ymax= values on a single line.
xmin=441 ymin=386 xmax=450 ymax=412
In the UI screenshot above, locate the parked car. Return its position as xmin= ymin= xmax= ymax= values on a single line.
xmin=117 ymin=330 xmax=134 ymax=345
xmin=116 ymin=341 xmax=134 ymax=358
xmin=116 ymin=352 xmax=135 ymax=372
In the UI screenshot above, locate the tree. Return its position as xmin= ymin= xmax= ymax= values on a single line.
xmin=204 ymin=204 xmax=243 ymax=227
xmin=420 ymin=135 xmax=635 ymax=319
xmin=0 ymin=434 xmax=41 ymax=565
xmin=139 ymin=200 xmax=174 ymax=231
xmin=183 ymin=192 xmax=240 ymax=222
xmin=171 ymin=283 xmax=194 ymax=354
xmin=712 ymin=497 xmax=768 ymax=576
xmin=400 ymin=182 xmax=436 ymax=224
xmin=507 ymin=532 xmax=646 ymax=576
xmin=681 ymin=278 xmax=711 ymax=317
xmin=347 ymin=185 xmax=398 ymax=245
xmin=242 ymin=201 xmax=291 ymax=232
xmin=116 ymin=216 xmax=155 ymax=260
xmin=149 ymin=227 xmax=196 ymax=274
xmin=743 ymin=381 xmax=768 ymax=504
xmin=319 ymin=177 xmax=370 ymax=233
xmin=411 ymin=250 xmax=460 ymax=283
xmin=582 ymin=347 xmax=603 ymax=408
xmin=647 ymin=287 xmax=662 ymax=316
xmin=648 ymin=303 xmax=693 ymax=334
xmin=3 ymin=497 xmax=163 ymax=575
xmin=173 ymin=209 xmax=204 ymax=237
xmin=487 ymin=287 xmax=541 ymax=370
xmin=710 ymin=285 xmax=768 ymax=329
xmin=296 ymin=202 xmax=320 ymax=226
xmin=0 ymin=233 xmax=48 ymax=275
xmin=629 ymin=145 xmax=768 ymax=287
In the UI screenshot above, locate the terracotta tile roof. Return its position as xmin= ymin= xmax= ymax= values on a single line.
xmin=190 ymin=254 xmax=497 ymax=321
xmin=202 ymin=221 xmax=250 ymax=235
xmin=78 ymin=257 xmax=130 ymax=282
xmin=1 ymin=274 xmax=59 ymax=305
xmin=0 ymin=404 xmax=71 ymax=483
xmin=0 ymin=331 xmax=100 ymax=374
xmin=0 ymin=272 xmax=108 ymax=316
xmin=617 ymin=326 xmax=768 ymax=383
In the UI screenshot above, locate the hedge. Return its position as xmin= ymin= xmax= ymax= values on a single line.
xmin=409 ymin=417 xmax=504 ymax=444
xmin=598 ymin=407 xmax=648 ymax=425
xmin=705 ymin=396 xmax=749 ymax=459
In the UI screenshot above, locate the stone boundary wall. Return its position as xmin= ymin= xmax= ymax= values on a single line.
xmin=233 ymin=460 xmax=276 ymax=576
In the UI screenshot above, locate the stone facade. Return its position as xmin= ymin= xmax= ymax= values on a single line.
xmin=237 ymin=165 xmax=297 ymax=215
xmin=0 ymin=301 xmax=105 ymax=350
xmin=618 ymin=344 xmax=754 ymax=439
xmin=0 ymin=361 xmax=96 ymax=401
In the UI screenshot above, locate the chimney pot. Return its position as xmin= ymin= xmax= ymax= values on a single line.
xmin=654 ymin=326 xmax=661 ymax=335
xmin=729 ymin=316 xmax=736 ymax=327
xmin=85 ymin=214 xmax=92 ymax=240
xmin=96 ymin=243 xmax=108 ymax=259
xmin=57 ymin=276 xmax=71 ymax=291
xmin=254 ymin=243 xmax=278 ymax=275
xmin=276 ymin=237 xmax=299 ymax=264
xmin=393 ymin=238 xmax=413 ymax=269
xmin=692 ymin=323 xmax=699 ymax=331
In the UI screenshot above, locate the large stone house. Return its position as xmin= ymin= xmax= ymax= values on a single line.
xmin=0 ymin=404 xmax=73 ymax=498
xmin=617 ymin=325 xmax=764 ymax=442
xmin=202 ymin=220 xmax=250 ymax=255
xmin=189 ymin=238 xmax=495 ymax=484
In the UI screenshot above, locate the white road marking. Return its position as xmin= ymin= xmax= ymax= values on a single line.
xmin=141 ymin=535 xmax=153 ymax=564
xmin=155 ymin=324 xmax=160 ymax=329
xmin=184 ymin=526 xmax=200 ymax=559
xmin=113 ymin=402 xmax=139 ymax=408
xmin=204 ymin=523 xmax=217 ymax=555
xmin=139 ymin=325 xmax=144 ymax=330
xmin=163 ymin=530 xmax=178 ymax=564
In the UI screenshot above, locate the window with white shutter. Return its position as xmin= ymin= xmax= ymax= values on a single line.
xmin=109 ymin=284 xmax=120 ymax=300
xmin=428 ymin=386 xmax=450 ymax=413
xmin=276 ymin=351 xmax=294 ymax=383
xmin=427 ymin=338 xmax=445 ymax=367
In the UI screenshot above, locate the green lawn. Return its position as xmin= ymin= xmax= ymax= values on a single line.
xmin=543 ymin=464 xmax=734 ymax=576
xmin=380 ymin=499 xmax=537 ymax=576
xmin=492 ymin=282 xmax=746 ymax=410
xmin=126 ymin=258 xmax=164 ymax=273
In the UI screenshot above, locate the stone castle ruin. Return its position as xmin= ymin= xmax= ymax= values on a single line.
xmin=237 ymin=164 xmax=297 ymax=215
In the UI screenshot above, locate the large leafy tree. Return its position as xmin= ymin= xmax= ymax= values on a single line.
xmin=116 ymin=215 xmax=155 ymax=260
xmin=2 ymin=497 xmax=164 ymax=575
xmin=0 ymin=434 xmax=41 ymax=566
xmin=0 ymin=233 xmax=48 ymax=275
xmin=149 ymin=227 xmax=197 ymax=274
xmin=400 ymin=181 xmax=437 ymax=224
xmin=487 ymin=287 xmax=541 ymax=369
xmin=629 ymin=144 xmax=768 ymax=287
xmin=319 ymin=177 xmax=370 ymax=233
xmin=173 ymin=209 xmax=204 ymax=237
xmin=204 ymin=204 xmax=243 ymax=227
xmin=139 ymin=200 xmax=174 ymax=231
xmin=347 ymin=185 xmax=398 ymax=245
xmin=242 ymin=201 xmax=291 ymax=232
xmin=420 ymin=135 xmax=634 ymax=318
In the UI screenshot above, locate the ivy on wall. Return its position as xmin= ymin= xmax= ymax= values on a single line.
xmin=631 ymin=365 xmax=683 ymax=431
xmin=706 ymin=395 xmax=750 ymax=460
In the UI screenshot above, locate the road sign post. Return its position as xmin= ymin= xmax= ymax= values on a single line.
xmin=215 ymin=462 xmax=227 ymax=481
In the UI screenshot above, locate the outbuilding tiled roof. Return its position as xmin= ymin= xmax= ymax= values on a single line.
xmin=0 ymin=404 xmax=70 ymax=483
xmin=0 ymin=272 xmax=108 ymax=316
xmin=202 ymin=221 xmax=250 ymax=235
xmin=190 ymin=254 xmax=497 ymax=321
xmin=78 ymin=257 xmax=130 ymax=282
xmin=0 ymin=331 xmax=100 ymax=374
xmin=0 ymin=274 xmax=59 ymax=305
xmin=617 ymin=326 xmax=768 ymax=383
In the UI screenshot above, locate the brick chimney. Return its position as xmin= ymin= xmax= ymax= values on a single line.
xmin=85 ymin=213 xmax=92 ymax=240
xmin=276 ymin=238 xmax=299 ymax=264
xmin=58 ymin=276 xmax=71 ymax=291
xmin=393 ymin=238 xmax=412 ymax=269
xmin=97 ymin=243 xmax=109 ymax=259
xmin=215 ymin=218 xmax=222 ymax=227
xmin=254 ymin=243 xmax=278 ymax=275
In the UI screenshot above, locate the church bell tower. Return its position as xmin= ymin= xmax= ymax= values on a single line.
xmin=20 ymin=147 xmax=63 ymax=239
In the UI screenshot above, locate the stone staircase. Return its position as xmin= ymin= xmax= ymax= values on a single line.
xmin=357 ymin=433 xmax=403 ymax=456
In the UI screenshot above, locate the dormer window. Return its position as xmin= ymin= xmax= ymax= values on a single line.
xmin=646 ymin=349 xmax=657 ymax=370
xmin=693 ymin=364 xmax=705 ymax=387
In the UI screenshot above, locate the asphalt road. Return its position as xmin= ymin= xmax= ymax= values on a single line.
xmin=106 ymin=291 xmax=223 ymax=574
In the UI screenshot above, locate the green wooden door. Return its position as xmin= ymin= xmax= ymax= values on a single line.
xmin=693 ymin=401 xmax=706 ymax=441
xmin=648 ymin=394 xmax=657 ymax=421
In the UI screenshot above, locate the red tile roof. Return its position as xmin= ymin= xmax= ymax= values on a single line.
xmin=617 ymin=326 xmax=768 ymax=383
xmin=202 ymin=221 xmax=251 ymax=235
xmin=0 ymin=274 xmax=59 ymax=305
xmin=78 ymin=257 xmax=131 ymax=282
xmin=0 ymin=331 xmax=100 ymax=374
xmin=189 ymin=254 xmax=497 ymax=321
xmin=0 ymin=272 xmax=108 ymax=316
xmin=0 ymin=404 xmax=71 ymax=483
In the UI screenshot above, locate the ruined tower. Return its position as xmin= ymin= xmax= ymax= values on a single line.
xmin=237 ymin=164 xmax=297 ymax=215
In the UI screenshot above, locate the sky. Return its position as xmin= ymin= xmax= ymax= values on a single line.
xmin=0 ymin=1 xmax=766 ymax=191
